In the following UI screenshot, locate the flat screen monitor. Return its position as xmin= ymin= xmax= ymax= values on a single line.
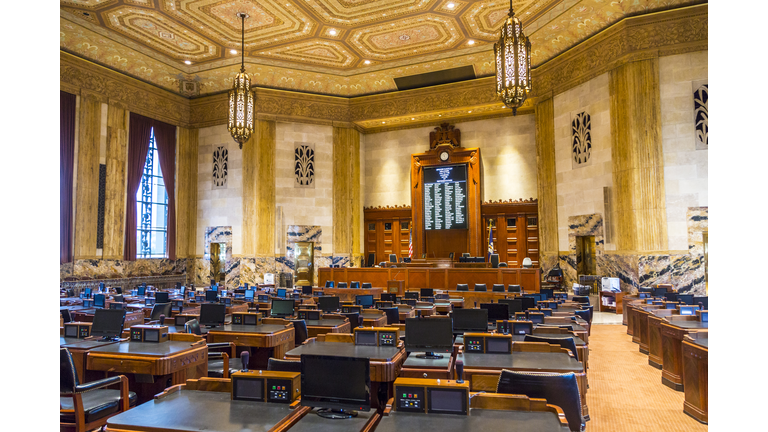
xmin=155 ymin=292 xmax=169 ymax=304
xmin=678 ymin=294 xmax=694 ymax=305
xmin=452 ymin=308 xmax=488 ymax=332
xmin=244 ymin=289 xmax=255 ymax=301
xmin=405 ymin=318 xmax=453 ymax=357
xmin=540 ymin=289 xmax=554 ymax=300
xmin=355 ymin=295 xmax=374 ymax=308
xmin=486 ymin=338 xmax=511 ymax=354
xmin=199 ymin=304 xmax=226 ymax=327
xmin=271 ymin=299 xmax=295 ymax=317
xmin=233 ymin=377 xmax=264 ymax=402
xmin=137 ymin=286 xmax=146 ymax=296
xmin=528 ymin=313 xmax=544 ymax=324
xmin=91 ymin=309 xmax=126 ymax=340
xmin=512 ymin=321 xmax=533 ymax=335
xmin=301 ymin=286 xmax=313 ymax=295
xmin=355 ymin=331 xmax=377 ymax=346
xmin=277 ymin=288 xmax=287 ymax=299
xmin=480 ymin=303 xmax=509 ymax=322
xmin=318 ymin=296 xmax=340 ymax=313
xmin=381 ymin=293 xmax=397 ymax=303
xmin=428 ymin=388 xmax=467 ymax=415
xmin=520 ymin=297 xmax=536 ymax=312
xmin=404 ymin=292 xmax=419 ymax=300
xmin=651 ymin=287 xmax=667 ymax=297
xmin=93 ymin=294 xmax=106 ymax=309
xmin=498 ymin=298 xmax=523 ymax=315
xmin=301 ymin=355 xmax=371 ymax=415
xmin=258 ymin=294 xmax=269 ymax=302
xmin=423 ymin=164 xmax=468 ymax=230
xmin=420 ymin=288 xmax=434 ymax=298
xmin=205 ymin=290 xmax=218 ymax=302
xmin=693 ymin=296 xmax=708 ymax=310
xmin=663 ymin=292 xmax=679 ymax=302
xmin=109 ymin=303 xmax=123 ymax=310
xmin=679 ymin=306 xmax=698 ymax=316
xmin=638 ymin=293 xmax=651 ymax=299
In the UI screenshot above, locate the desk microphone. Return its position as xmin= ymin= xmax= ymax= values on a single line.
xmin=159 ymin=314 xmax=166 ymax=325
xmin=240 ymin=351 xmax=249 ymax=372
xmin=456 ymin=359 xmax=464 ymax=383
xmin=358 ymin=315 xmax=364 ymax=328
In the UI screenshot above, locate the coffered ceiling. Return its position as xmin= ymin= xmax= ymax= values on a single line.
xmin=60 ymin=0 xmax=704 ymax=97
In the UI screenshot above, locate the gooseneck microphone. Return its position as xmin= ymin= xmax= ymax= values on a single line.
xmin=456 ymin=359 xmax=464 ymax=383
xmin=240 ymin=351 xmax=250 ymax=372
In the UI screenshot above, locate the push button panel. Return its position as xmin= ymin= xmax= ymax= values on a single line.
xmin=131 ymin=329 xmax=143 ymax=341
xmin=465 ymin=338 xmax=484 ymax=352
xmin=79 ymin=326 xmax=91 ymax=338
xmin=395 ymin=386 xmax=425 ymax=413
xmin=379 ymin=332 xmax=396 ymax=346
xmin=266 ymin=379 xmax=292 ymax=403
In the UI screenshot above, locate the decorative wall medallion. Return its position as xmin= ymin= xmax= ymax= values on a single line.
xmin=178 ymin=77 xmax=200 ymax=97
xmin=212 ymin=145 xmax=228 ymax=189
xmin=571 ymin=111 xmax=592 ymax=167
xmin=694 ymin=83 xmax=708 ymax=150
xmin=294 ymin=143 xmax=315 ymax=188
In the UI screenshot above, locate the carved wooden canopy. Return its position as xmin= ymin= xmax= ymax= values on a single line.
xmin=429 ymin=123 xmax=461 ymax=149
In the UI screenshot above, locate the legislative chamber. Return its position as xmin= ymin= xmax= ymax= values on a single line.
xmin=9 ymin=0 xmax=731 ymax=430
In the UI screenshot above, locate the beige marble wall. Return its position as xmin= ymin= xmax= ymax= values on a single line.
xmin=660 ymin=51 xmax=708 ymax=251
xmin=363 ymin=115 xmax=537 ymax=208
xmin=196 ymin=124 xmax=243 ymax=255
xmin=275 ymin=122 xmax=334 ymax=254
xmin=553 ymin=72 xmax=612 ymax=252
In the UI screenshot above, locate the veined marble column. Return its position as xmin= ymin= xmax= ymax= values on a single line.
xmin=332 ymin=127 xmax=361 ymax=261
xmin=176 ymin=127 xmax=198 ymax=258
xmin=243 ymin=120 xmax=276 ymax=257
xmin=535 ymin=97 xmax=558 ymax=265
xmin=102 ymin=102 xmax=127 ymax=259
xmin=73 ymin=91 xmax=102 ymax=260
xmin=610 ymin=59 xmax=668 ymax=252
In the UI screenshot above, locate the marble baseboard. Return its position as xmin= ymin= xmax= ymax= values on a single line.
xmin=61 ymin=259 xmax=186 ymax=281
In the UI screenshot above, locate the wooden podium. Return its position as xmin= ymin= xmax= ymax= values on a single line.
xmin=387 ymin=280 xmax=404 ymax=296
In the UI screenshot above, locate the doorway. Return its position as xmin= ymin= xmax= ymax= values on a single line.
xmin=575 ymin=236 xmax=596 ymax=276
xmin=294 ymin=242 xmax=314 ymax=287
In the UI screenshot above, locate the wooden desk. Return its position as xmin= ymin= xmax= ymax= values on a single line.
xmin=362 ymin=314 xmax=388 ymax=327
xmin=316 ymin=287 xmax=384 ymax=303
xmin=414 ymin=304 xmax=437 ymax=317
xmin=285 ymin=341 xmax=406 ymax=408
xmin=86 ymin=340 xmax=207 ymax=403
xmin=661 ymin=319 xmax=708 ymax=391
xmin=71 ymin=309 xmax=144 ymax=329
xmin=206 ymin=324 xmax=295 ymax=369
xmin=647 ymin=309 xmax=676 ymax=369
xmin=376 ymin=409 xmax=569 ymax=432
xmin=400 ymin=353 xmax=455 ymax=379
xmin=682 ymin=333 xmax=708 ymax=424
xmin=304 ymin=318 xmax=351 ymax=338
xmin=105 ymin=389 xmax=306 ymax=432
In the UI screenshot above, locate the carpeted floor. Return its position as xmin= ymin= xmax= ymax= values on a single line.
xmin=586 ymin=324 xmax=707 ymax=432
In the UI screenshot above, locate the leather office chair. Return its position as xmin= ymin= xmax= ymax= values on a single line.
xmin=324 ymin=281 xmax=334 ymax=288
xmin=112 ymin=295 xmax=124 ymax=303
xmin=206 ymin=342 xmax=237 ymax=378
xmin=147 ymin=303 xmax=172 ymax=324
xmin=61 ymin=347 xmax=137 ymax=432
xmin=678 ymin=294 xmax=694 ymax=305
xmin=382 ymin=307 xmax=400 ymax=325
xmin=508 ymin=284 xmax=522 ymax=294
xmin=462 ymin=253 xmax=471 ymax=258
xmin=289 ymin=319 xmax=309 ymax=346
xmin=473 ymin=283 xmax=487 ymax=292
xmin=337 ymin=282 xmax=348 ymax=288
xmin=693 ymin=296 xmax=708 ymax=310
xmin=389 ymin=254 xmax=397 ymax=263
xmin=448 ymin=252 xmax=455 ymax=260
xmin=490 ymin=254 xmax=500 ymax=268
xmin=341 ymin=312 xmax=360 ymax=328
xmin=524 ymin=335 xmax=579 ymax=361
xmin=492 ymin=284 xmax=505 ymax=293
xmin=498 ymin=262 xmax=508 ymax=267
xmin=572 ymin=296 xmax=590 ymax=305
xmin=61 ymin=309 xmax=72 ymax=324
xmin=456 ymin=283 xmax=469 ymax=291
xmin=350 ymin=281 xmax=360 ymax=289
xmin=184 ymin=319 xmax=202 ymax=336
xmin=379 ymin=262 xmax=387 ymax=267
xmin=664 ymin=292 xmax=679 ymax=302
xmin=268 ymin=358 xmax=301 ymax=373
xmin=114 ymin=287 xmax=122 ymax=295
xmin=522 ymin=257 xmax=533 ymax=268
xmin=497 ymin=370 xmax=585 ymax=432
xmin=362 ymin=282 xmax=372 ymax=289
xmin=574 ymin=310 xmax=591 ymax=335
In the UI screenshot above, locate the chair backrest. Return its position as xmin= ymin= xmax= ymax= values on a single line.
xmin=498 ymin=262 xmax=508 ymax=267
xmin=367 ymin=253 xmax=375 ymax=267
xmin=572 ymin=296 xmax=590 ymax=305
xmin=508 ymin=284 xmax=522 ymax=293
xmin=383 ymin=307 xmax=399 ymax=325
xmin=473 ymin=283 xmax=487 ymax=292
xmin=341 ymin=312 xmax=360 ymax=327
xmin=389 ymin=254 xmax=397 ymax=263
xmin=350 ymin=281 xmax=360 ymax=289
xmin=462 ymin=253 xmax=471 ymax=258
xmin=490 ymin=254 xmax=500 ymax=268
xmin=289 ymin=320 xmax=309 ymax=345
xmin=522 ymin=257 xmax=533 ymax=268
xmin=663 ymin=292 xmax=679 ymax=302
xmin=337 ymin=282 xmax=348 ymax=288
xmin=524 ymin=335 xmax=579 ymax=361
xmin=112 ymin=295 xmax=124 ymax=303
xmin=497 ymin=370 xmax=583 ymax=432
xmin=456 ymin=283 xmax=469 ymax=291
xmin=60 ymin=347 xmax=79 ymax=393
xmin=61 ymin=309 xmax=72 ymax=324
xmin=185 ymin=319 xmax=202 ymax=335
xmin=492 ymin=284 xmax=505 ymax=292
xmin=267 ymin=358 xmax=302 ymax=373
xmin=448 ymin=252 xmax=455 ymax=260
xmin=574 ymin=310 xmax=591 ymax=324
xmin=150 ymin=302 xmax=172 ymax=320
xmin=325 ymin=281 xmax=334 ymax=288
xmin=362 ymin=282 xmax=372 ymax=289
xmin=677 ymin=294 xmax=694 ymax=305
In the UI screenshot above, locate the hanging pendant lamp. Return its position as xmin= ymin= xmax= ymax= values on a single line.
xmin=494 ymin=0 xmax=532 ymax=115
xmin=228 ymin=12 xmax=254 ymax=148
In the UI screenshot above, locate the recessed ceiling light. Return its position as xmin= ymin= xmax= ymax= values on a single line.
xmin=468 ymin=111 xmax=472 ymax=113
xmin=447 ymin=3 xmax=455 ymax=9
xmin=382 ymin=121 xmax=386 ymax=124
xmin=230 ymin=49 xmax=237 ymax=54
xmin=184 ymin=60 xmax=191 ymax=65
xmin=468 ymin=40 xmax=475 ymax=45
xmin=364 ymin=60 xmax=370 ymax=64
xmin=329 ymin=29 xmax=337 ymax=36
xmin=411 ymin=118 xmax=415 ymax=120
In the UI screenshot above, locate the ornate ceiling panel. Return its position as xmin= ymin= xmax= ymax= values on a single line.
xmin=60 ymin=0 xmax=707 ymax=97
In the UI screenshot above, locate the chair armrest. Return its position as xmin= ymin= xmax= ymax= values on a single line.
xmin=74 ymin=375 xmax=123 ymax=393
xmin=207 ymin=341 xmax=236 ymax=357
xmin=208 ymin=352 xmax=225 ymax=359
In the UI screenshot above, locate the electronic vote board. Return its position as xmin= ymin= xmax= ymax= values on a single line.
xmin=423 ymin=164 xmax=468 ymax=230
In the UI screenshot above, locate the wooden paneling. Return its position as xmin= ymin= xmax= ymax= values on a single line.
xmin=175 ymin=127 xmax=198 ymax=258
xmin=74 ymin=92 xmax=102 ymax=260
xmin=481 ymin=201 xmax=539 ymax=268
xmin=102 ymin=101 xmax=127 ymax=259
xmin=363 ymin=207 xmax=411 ymax=265
xmin=425 ymin=229 xmax=467 ymax=259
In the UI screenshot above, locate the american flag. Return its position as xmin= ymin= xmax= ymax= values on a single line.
xmin=488 ymin=223 xmax=494 ymax=259
xmin=408 ymin=223 xmax=413 ymax=258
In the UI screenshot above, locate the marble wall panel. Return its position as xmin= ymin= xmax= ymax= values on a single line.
xmin=66 ymin=258 xmax=186 ymax=281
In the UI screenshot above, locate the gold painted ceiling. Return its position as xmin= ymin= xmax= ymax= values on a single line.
xmin=60 ymin=0 xmax=705 ymax=97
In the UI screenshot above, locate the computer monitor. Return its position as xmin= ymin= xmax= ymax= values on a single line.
xmin=420 ymin=288 xmax=434 ymax=298
xmin=179 ymin=286 xmax=185 ymax=296
xmin=693 ymin=296 xmax=708 ymax=310
xmin=137 ymin=286 xmax=146 ymax=296
xmin=301 ymin=355 xmax=371 ymax=418
xmin=199 ymin=304 xmax=226 ymax=327
xmin=540 ymin=289 xmax=554 ymax=300
xmin=651 ymin=287 xmax=667 ymax=297
xmin=452 ymin=308 xmax=488 ymax=333
xmin=511 ymin=321 xmax=533 ymax=335
xmin=155 ymin=292 xmax=169 ymax=304
xmin=678 ymin=294 xmax=694 ymax=305
xmin=258 ymin=294 xmax=269 ymax=302
xmin=638 ymin=293 xmax=651 ymax=299
xmin=244 ymin=289 xmax=255 ymax=301
xmin=520 ymin=297 xmax=536 ymax=312
xmin=277 ymin=288 xmax=287 ymax=299
xmin=380 ymin=293 xmax=397 ymax=303
xmin=497 ymin=298 xmax=523 ymax=315
xmin=93 ymin=294 xmax=106 ymax=309
xmin=355 ymin=295 xmax=374 ymax=308
xmin=301 ymin=286 xmax=313 ymax=295
xmin=205 ymin=290 xmax=218 ymax=302
xmin=271 ymin=299 xmax=295 ymax=318
xmin=318 ymin=296 xmax=340 ymax=313
xmin=679 ymin=305 xmax=699 ymax=316
xmin=528 ymin=313 xmax=544 ymax=324
xmin=404 ymin=317 xmax=453 ymax=359
xmin=480 ymin=303 xmax=509 ymax=322
xmin=404 ymin=292 xmax=419 ymax=300
xmin=91 ymin=309 xmax=126 ymax=340
xmin=109 ymin=303 xmax=123 ymax=310
xmin=663 ymin=292 xmax=679 ymax=302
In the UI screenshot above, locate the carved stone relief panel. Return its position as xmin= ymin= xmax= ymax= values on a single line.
xmin=213 ymin=145 xmax=228 ymax=189
xmin=294 ymin=142 xmax=315 ymax=188
xmin=571 ymin=111 xmax=592 ymax=168
xmin=693 ymin=80 xmax=708 ymax=150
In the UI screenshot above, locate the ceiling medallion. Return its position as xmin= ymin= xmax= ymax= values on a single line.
xmin=228 ymin=12 xmax=255 ymax=149
xmin=494 ymin=0 xmax=531 ymax=115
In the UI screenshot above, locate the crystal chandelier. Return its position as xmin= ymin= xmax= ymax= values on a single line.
xmin=228 ymin=12 xmax=254 ymax=148
xmin=494 ymin=0 xmax=532 ymax=115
